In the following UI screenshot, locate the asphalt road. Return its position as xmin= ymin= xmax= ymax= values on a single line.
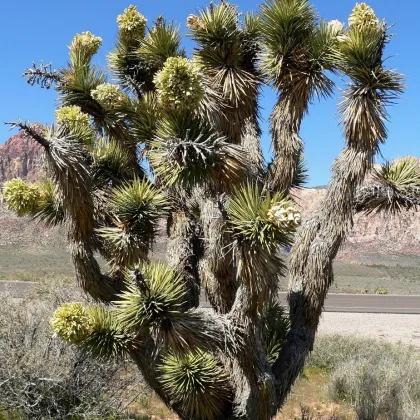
xmin=201 ymin=292 xmax=420 ymax=314
xmin=1 ymin=281 xmax=419 ymax=314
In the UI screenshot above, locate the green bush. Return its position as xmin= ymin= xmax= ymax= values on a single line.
xmin=308 ymin=335 xmax=420 ymax=420
xmin=0 ymin=282 xmax=142 ymax=419
xmin=307 ymin=334 xmax=413 ymax=371
xmin=329 ymin=355 xmax=419 ymax=419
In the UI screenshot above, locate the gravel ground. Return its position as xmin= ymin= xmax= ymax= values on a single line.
xmin=318 ymin=312 xmax=420 ymax=346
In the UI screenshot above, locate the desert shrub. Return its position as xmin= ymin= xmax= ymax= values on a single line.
xmin=0 ymin=282 xmax=142 ymax=419
xmin=308 ymin=335 xmax=420 ymax=420
xmin=307 ymin=334 xmax=413 ymax=371
xmin=329 ymin=355 xmax=420 ymax=419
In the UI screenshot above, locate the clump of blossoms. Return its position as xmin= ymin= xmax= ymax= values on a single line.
xmin=267 ymin=201 xmax=301 ymax=229
xmin=55 ymin=105 xmax=90 ymax=128
xmin=3 ymin=178 xmax=41 ymax=216
xmin=153 ymin=57 xmax=205 ymax=110
xmin=186 ymin=14 xmax=206 ymax=31
xmin=117 ymin=5 xmax=147 ymax=40
xmin=328 ymin=19 xmax=345 ymax=35
xmin=51 ymin=303 xmax=94 ymax=344
xmin=69 ymin=31 xmax=102 ymax=57
xmin=348 ymin=3 xmax=379 ymax=30
xmin=91 ymin=83 xmax=124 ymax=108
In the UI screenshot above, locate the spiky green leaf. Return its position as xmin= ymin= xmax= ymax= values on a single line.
xmin=261 ymin=298 xmax=290 ymax=365
xmin=83 ymin=305 xmax=135 ymax=360
xmin=114 ymin=262 xmax=185 ymax=330
xmin=138 ymin=20 xmax=184 ymax=69
xmin=160 ymin=350 xmax=231 ymax=420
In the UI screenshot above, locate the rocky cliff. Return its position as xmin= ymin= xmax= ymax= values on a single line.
xmin=0 ymin=131 xmax=65 ymax=247
xmin=0 ymin=130 xmax=44 ymax=182
xmin=294 ymin=188 xmax=420 ymax=259
xmin=0 ymin=132 xmax=419 ymax=259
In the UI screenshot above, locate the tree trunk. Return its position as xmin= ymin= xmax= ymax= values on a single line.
xmin=199 ymin=197 xmax=238 ymax=313
xmin=167 ymin=211 xmax=203 ymax=308
xmin=227 ymin=285 xmax=277 ymax=419
xmin=272 ymin=146 xmax=376 ymax=407
xmin=268 ymin=95 xmax=307 ymax=193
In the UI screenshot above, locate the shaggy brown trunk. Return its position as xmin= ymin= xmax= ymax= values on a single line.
xmin=269 ymin=94 xmax=308 ymax=193
xmin=70 ymin=241 xmax=123 ymax=302
xmin=241 ymin=118 xmax=265 ymax=181
xmin=199 ymin=116 xmax=263 ymax=314
xmin=227 ymin=285 xmax=278 ymax=420
xmin=199 ymin=197 xmax=238 ymax=313
xmin=167 ymin=211 xmax=203 ymax=308
xmin=272 ymin=145 xmax=377 ymax=407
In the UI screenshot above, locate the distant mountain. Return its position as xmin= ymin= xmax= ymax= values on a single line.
xmin=0 ymin=129 xmax=44 ymax=182
xmin=0 ymin=130 xmax=62 ymax=247
xmin=294 ymin=188 xmax=420 ymax=259
xmin=0 ymin=130 xmax=419 ymax=259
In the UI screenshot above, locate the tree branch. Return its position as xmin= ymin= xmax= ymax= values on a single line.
xmin=354 ymin=183 xmax=420 ymax=214
xmin=22 ymin=62 xmax=61 ymax=89
xmin=5 ymin=120 xmax=50 ymax=149
xmin=272 ymin=146 xmax=376 ymax=407
xmin=268 ymin=96 xmax=306 ymax=193
xmin=199 ymin=196 xmax=238 ymax=313
xmin=166 ymin=210 xmax=203 ymax=309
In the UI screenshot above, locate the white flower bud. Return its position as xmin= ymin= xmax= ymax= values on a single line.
xmin=91 ymin=83 xmax=123 ymax=108
xmin=69 ymin=31 xmax=102 ymax=57
xmin=153 ymin=57 xmax=204 ymax=110
xmin=117 ymin=5 xmax=147 ymax=39
xmin=348 ymin=3 xmax=379 ymax=30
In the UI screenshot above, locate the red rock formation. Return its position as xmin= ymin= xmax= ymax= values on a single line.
xmin=0 ymin=130 xmax=62 ymax=247
xmin=0 ymin=130 xmax=44 ymax=182
xmin=294 ymin=188 xmax=420 ymax=258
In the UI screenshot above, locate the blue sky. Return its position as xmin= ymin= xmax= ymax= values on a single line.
xmin=0 ymin=0 xmax=418 ymax=186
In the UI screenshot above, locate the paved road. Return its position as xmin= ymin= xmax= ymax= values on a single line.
xmin=200 ymin=292 xmax=420 ymax=314
xmin=1 ymin=281 xmax=419 ymax=314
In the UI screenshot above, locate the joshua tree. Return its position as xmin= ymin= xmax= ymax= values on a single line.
xmin=4 ymin=2 xmax=418 ymax=418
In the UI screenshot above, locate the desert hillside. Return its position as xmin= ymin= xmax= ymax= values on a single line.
xmin=294 ymin=188 xmax=420 ymax=260
xmin=0 ymin=131 xmax=419 ymax=260
xmin=0 ymin=129 xmax=43 ymax=182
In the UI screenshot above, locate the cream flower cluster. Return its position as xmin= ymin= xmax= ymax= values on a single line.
xmin=153 ymin=57 xmax=204 ymax=110
xmin=91 ymin=83 xmax=123 ymax=108
xmin=3 ymin=178 xmax=40 ymax=216
xmin=69 ymin=31 xmax=102 ymax=57
xmin=267 ymin=202 xmax=301 ymax=229
xmin=55 ymin=105 xmax=90 ymax=127
xmin=348 ymin=3 xmax=379 ymax=30
xmin=328 ymin=19 xmax=345 ymax=35
xmin=186 ymin=14 xmax=206 ymax=31
xmin=50 ymin=303 xmax=93 ymax=344
xmin=117 ymin=5 xmax=147 ymax=39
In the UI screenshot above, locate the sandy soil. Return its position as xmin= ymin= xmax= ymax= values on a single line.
xmin=318 ymin=312 xmax=420 ymax=346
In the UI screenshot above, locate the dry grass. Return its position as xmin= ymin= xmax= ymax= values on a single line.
xmin=278 ymin=254 xmax=420 ymax=295
xmin=275 ymin=368 xmax=354 ymax=420
xmin=0 ymin=245 xmax=75 ymax=281
xmin=1 ymin=242 xmax=419 ymax=295
xmin=0 ymin=282 xmax=144 ymax=420
xmin=128 ymin=394 xmax=177 ymax=419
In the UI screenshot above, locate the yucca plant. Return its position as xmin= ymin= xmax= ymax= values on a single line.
xmin=4 ymin=2 xmax=414 ymax=418
xmin=160 ymin=350 xmax=232 ymax=419
xmin=260 ymin=0 xmax=343 ymax=193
